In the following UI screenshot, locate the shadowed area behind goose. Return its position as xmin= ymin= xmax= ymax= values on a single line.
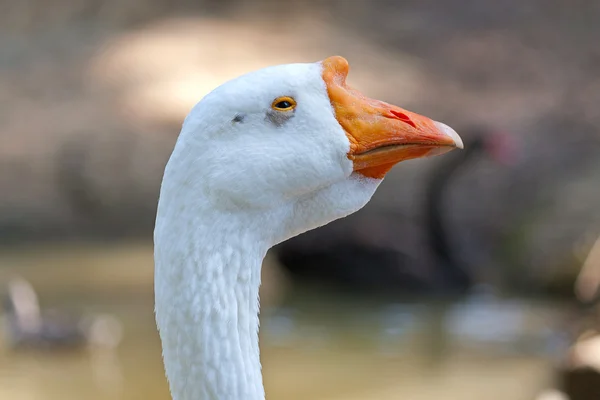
xmin=273 ymin=127 xmax=518 ymax=297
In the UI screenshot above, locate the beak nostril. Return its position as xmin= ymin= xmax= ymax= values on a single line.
xmin=389 ymin=110 xmax=416 ymax=128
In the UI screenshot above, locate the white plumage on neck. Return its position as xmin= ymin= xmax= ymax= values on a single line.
xmin=154 ymin=174 xmax=378 ymax=400
xmin=155 ymin=218 xmax=266 ymax=399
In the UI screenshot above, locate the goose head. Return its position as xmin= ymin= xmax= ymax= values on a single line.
xmin=159 ymin=56 xmax=462 ymax=244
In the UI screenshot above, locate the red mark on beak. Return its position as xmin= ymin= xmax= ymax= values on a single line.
xmin=390 ymin=110 xmax=417 ymax=128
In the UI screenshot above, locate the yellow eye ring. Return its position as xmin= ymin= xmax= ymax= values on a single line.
xmin=271 ymin=96 xmax=297 ymax=112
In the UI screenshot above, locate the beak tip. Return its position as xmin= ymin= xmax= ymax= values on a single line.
xmin=434 ymin=121 xmax=464 ymax=149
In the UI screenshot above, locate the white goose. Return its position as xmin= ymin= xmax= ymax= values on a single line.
xmin=154 ymin=56 xmax=463 ymax=400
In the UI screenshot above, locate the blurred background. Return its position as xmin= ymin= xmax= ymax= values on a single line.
xmin=1 ymin=0 xmax=600 ymax=399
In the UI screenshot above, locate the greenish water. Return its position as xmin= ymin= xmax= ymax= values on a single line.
xmin=0 ymin=243 xmax=570 ymax=400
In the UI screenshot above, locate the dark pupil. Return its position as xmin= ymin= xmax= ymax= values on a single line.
xmin=276 ymin=101 xmax=292 ymax=109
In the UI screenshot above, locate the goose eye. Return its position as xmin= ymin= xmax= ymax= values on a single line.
xmin=271 ymin=96 xmax=297 ymax=112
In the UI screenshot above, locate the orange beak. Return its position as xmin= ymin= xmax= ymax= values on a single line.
xmin=322 ymin=56 xmax=463 ymax=179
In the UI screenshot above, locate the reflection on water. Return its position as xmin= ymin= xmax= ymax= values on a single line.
xmin=0 ymin=243 xmax=570 ymax=400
